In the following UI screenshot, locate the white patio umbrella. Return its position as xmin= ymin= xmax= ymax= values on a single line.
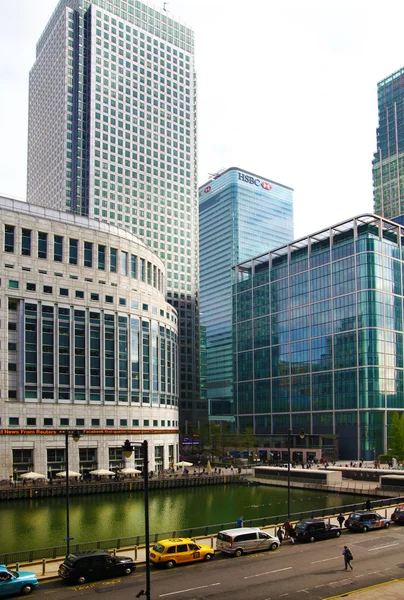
xmin=206 ymin=460 xmax=212 ymax=474
xmin=119 ymin=467 xmax=142 ymax=474
xmin=173 ymin=461 xmax=193 ymax=468
xmin=55 ymin=470 xmax=81 ymax=478
xmin=19 ymin=472 xmax=47 ymax=480
xmin=89 ymin=468 xmax=115 ymax=476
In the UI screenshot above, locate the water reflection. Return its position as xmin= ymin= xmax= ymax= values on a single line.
xmin=1 ymin=485 xmax=365 ymax=553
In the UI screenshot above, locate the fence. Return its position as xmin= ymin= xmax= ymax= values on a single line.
xmin=2 ymin=494 xmax=404 ymax=566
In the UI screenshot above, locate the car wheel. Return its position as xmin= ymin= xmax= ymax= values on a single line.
xmin=309 ymin=536 xmax=315 ymax=543
xmin=362 ymin=526 xmax=369 ymax=533
xmin=335 ymin=531 xmax=341 ymax=538
xmin=166 ymin=560 xmax=176 ymax=569
xmin=124 ymin=567 xmax=132 ymax=575
xmin=234 ymin=549 xmax=243 ymax=557
xmin=204 ymin=553 xmax=213 ymax=562
xmin=20 ymin=585 xmax=34 ymax=595
xmin=384 ymin=522 xmax=390 ymax=529
xmin=76 ymin=576 xmax=86 ymax=584
xmin=269 ymin=542 xmax=278 ymax=551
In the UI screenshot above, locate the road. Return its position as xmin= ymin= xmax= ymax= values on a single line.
xmin=36 ymin=526 xmax=404 ymax=599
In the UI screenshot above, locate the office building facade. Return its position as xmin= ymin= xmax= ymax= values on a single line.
xmin=233 ymin=214 xmax=404 ymax=460
xmin=199 ymin=168 xmax=293 ymax=425
xmin=373 ymin=67 xmax=404 ymax=220
xmin=0 ymin=196 xmax=179 ymax=480
xmin=27 ymin=0 xmax=201 ymax=429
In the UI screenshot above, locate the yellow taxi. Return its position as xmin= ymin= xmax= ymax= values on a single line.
xmin=149 ymin=537 xmax=214 ymax=568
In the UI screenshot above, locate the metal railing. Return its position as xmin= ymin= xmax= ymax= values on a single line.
xmin=2 ymin=494 xmax=404 ymax=566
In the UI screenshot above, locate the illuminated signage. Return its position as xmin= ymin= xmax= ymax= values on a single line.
xmin=238 ymin=172 xmax=272 ymax=190
xmin=0 ymin=429 xmax=179 ymax=436
xmin=204 ymin=186 xmax=211 ymax=193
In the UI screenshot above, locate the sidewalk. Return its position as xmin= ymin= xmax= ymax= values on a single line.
xmin=326 ymin=578 xmax=404 ymax=600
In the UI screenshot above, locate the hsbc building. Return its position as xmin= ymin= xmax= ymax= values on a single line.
xmin=199 ymin=167 xmax=294 ymax=427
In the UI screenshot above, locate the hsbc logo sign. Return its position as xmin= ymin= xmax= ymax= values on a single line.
xmin=204 ymin=186 xmax=211 ymax=193
xmin=238 ymin=172 xmax=272 ymax=191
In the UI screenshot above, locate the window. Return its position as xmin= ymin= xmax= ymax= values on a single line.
xmin=120 ymin=419 xmax=127 ymax=426
xmin=43 ymin=285 xmax=52 ymax=294
xmin=60 ymin=418 xmax=69 ymax=426
xmin=84 ymin=241 xmax=93 ymax=267
xmin=26 ymin=283 xmax=36 ymax=291
xmin=9 ymin=417 xmax=19 ymax=426
xmin=110 ymin=248 xmax=117 ymax=272
xmin=98 ymin=245 xmax=106 ymax=270
xmin=60 ymin=288 xmax=69 ymax=297
xmin=121 ymin=251 xmax=128 ymax=275
xmin=76 ymin=418 xmax=85 ymax=426
xmin=76 ymin=290 xmax=84 ymax=299
xmin=8 ymin=363 xmax=17 ymax=372
xmin=27 ymin=418 xmax=36 ymax=426
xmin=4 ymin=225 xmax=15 ymax=253
xmin=54 ymin=235 xmax=63 ymax=262
xmin=119 ymin=297 xmax=126 ymax=306
xmin=132 ymin=419 xmax=139 ymax=426
xmin=91 ymin=293 xmax=99 ymax=301
xmin=69 ymin=239 xmax=78 ymax=264
xmin=153 ymin=420 xmax=158 ymax=427
xmin=38 ymin=232 xmax=48 ymax=259
xmin=44 ymin=418 xmax=53 ymax=425
xmin=21 ymin=229 xmax=32 ymax=256
xmin=106 ymin=418 xmax=114 ymax=426
xmin=8 ymin=342 xmax=16 ymax=351
xmin=8 ymin=280 xmax=18 ymax=289
xmin=143 ymin=419 xmax=149 ymax=426
xmin=91 ymin=419 xmax=100 ymax=426
xmin=105 ymin=295 xmax=113 ymax=303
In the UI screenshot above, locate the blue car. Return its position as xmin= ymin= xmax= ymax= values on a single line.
xmin=0 ymin=565 xmax=38 ymax=596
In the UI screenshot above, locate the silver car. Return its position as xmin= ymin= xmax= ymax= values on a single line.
xmin=216 ymin=527 xmax=279 ymax=557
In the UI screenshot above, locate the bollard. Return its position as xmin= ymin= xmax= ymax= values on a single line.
xmin=134 ymin=545 xmax=138 ymax=560
xmin=42 ymin=559 xmax=46 ymax=575
xmin=113 ymin=548 xmax=116 ymax=556
xmin=15 ymin=563 xmax=19 ymax=572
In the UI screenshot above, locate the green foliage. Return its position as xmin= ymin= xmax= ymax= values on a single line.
xmin=389 ymin=413 xmax=404 ymax=460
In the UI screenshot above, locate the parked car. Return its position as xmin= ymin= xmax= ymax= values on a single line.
xmin=0 ymin=565 xmax=38 ymax=596
xmin=58 ymin=550 xmax=136 ymax=584
xmin=294 ymin=519 xmax=342 ymax=543
xmin=391 ymin=505 xmax=404 ymax=524
xmin=345 ymin=511 xmax=390 ymax=532
xmin=150 ymin=537 xmax=214 ymax=568
xmin=216 ymin=527 xmax=280 ymax=556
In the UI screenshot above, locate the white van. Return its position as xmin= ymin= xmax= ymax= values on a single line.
xmin=216 ymin=527 xmax=279 ymax=557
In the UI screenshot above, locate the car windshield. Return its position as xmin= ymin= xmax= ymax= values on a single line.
xmin=295 ymin=522 xmax=307 ymax=531
xmin=349 ymin=513 xmax=361 ymax=520
xmin=152 ymin=543 xmax=165 ymax=553
xmin=395 ymin=508 xmax=404 ymax=513
xmin=217 ymin=533 xmax=232 ymax=542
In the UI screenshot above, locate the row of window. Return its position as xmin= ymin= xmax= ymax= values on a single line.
xmin=4 ymin=225 xmax=164 ymax=290
xmin=5 ymin=416 xmax=177 ymax=428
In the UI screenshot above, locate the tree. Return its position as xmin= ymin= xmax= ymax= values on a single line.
xmin=389 ymin=412 xmax=404 ymax=461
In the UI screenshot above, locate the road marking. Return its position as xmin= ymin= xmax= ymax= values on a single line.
xmin=368 ymin=542 xmax=399 ymax=551
xmin=311 ymin=556 xmax=339 ymax=564
xmin=296 ymin=590 xmax=309 ymax=594
xmin=160 ymin=583 xmax=220 ymax=597
xmin=244 ymin=566 xmax=292 ymax=579
xmin=315 ymin=584 xmax=325 ymax=588
xmin=355 ymin=574 xmax=364 ymax=578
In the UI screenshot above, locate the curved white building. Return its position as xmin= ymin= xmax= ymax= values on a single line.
xmin=0 ymin=196 xmax=179 ymax=480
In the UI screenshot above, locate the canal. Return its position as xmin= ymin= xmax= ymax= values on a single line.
xmin=2 ymin=484 xmax=367 ymax=553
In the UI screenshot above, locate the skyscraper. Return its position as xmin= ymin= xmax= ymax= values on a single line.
xmin=27 ymin=0 xmax=202 ymax=428
xmin=373 ymin=66 xmax=404 ymax=219
xmin=199 ymin=168 xmax=294 ymax=426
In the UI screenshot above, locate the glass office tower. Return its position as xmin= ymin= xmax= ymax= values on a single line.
xmin=199 ymin=168 xmax=293 ymax=425
xmin=27 ymin=0 xmax=201 ymax=428
xmin=233 ymin=215 xmax=404 ymax=460
xmin=373 ymin=67 xmax=404 ymax=220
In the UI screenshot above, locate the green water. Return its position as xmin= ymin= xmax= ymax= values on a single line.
xmin=0 ymin=485 xmax=366 ymax=553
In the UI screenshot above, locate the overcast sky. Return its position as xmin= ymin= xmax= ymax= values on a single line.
xmin=1 ymin=0 xmax=404 ymax=238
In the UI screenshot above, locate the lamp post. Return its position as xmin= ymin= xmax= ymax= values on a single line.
xmin=122 ymin=439 xmax=150 ymax=600
xmin=65 ymin=429 xmax=80 ymax=556
xmin=287 ymin=429 xmax=305 ymax=520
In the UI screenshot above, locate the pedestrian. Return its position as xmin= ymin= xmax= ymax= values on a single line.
xmin=365 ymin=499 xmax=371 ymax=511
xmin=9 ymin=476 xmax=13 ymax=487
xmin=289 ymin=525 xmax=296 ymax=544
xmin=277 ymin=527 xmax=284 ymax=545
xmin=342 ymin=545 xmax=353 ymax=570
xmin=236 ymin=515 xmax=244 ymax=528
xmin=283 ymin=520 xmax=292 ymax=539
xmin=337 ymin=513 xmax=345 ymax=528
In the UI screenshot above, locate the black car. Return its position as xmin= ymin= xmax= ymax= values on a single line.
xmin=58 ymin=550 xmax=136 ymax=584
xmin=391 ymin=505 xmax=404 ymax=524
xmin=294 ymin=519 xmax=342 ymax=542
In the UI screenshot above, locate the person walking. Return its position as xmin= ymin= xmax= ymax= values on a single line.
xmin=365 ymin=499 xmax=372 ymax=511
xmin=276 ymin=527 xmax=284 ymax=545
xmin=337 ymin=513 xmax=345 ymax=528
xmin=289 ymin=525 xmax=296 ymax=544
xmin=342 ymin=545 xmax=353 ymax=570
xmin=236 ymin=516 xmax=244 ymax=528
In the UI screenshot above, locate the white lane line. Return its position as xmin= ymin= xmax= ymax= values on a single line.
xmin=355 ymin=575 xmax=364 ymax=578
xmin=368 ymin=542 xmax=400 ymax=552
xmin=315 ymin=585 xmax=325 ymax=588
xmin=311 ymin=556 xmax=339 ymax=564
xmin=244 ymin=566 xmax=292 ymax=579
xmin=296 ymin=590 xmax=309 ymax=594
xmin=160 ymin=583 xmax=220 ymax=597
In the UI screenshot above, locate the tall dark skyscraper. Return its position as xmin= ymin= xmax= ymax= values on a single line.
xmin=373 ymin=67 xmax=404 ymax=219
xmin=27 ymin=0 xmax=203 ymax=429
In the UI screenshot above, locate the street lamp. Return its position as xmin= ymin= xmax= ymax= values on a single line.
xmin=65 ymin=429 xmax=80 ymax=556
xmin=122 ymin=439 xmax=150 ymax=600
xmin=287 ymin=429 xmax=305 ymax=520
